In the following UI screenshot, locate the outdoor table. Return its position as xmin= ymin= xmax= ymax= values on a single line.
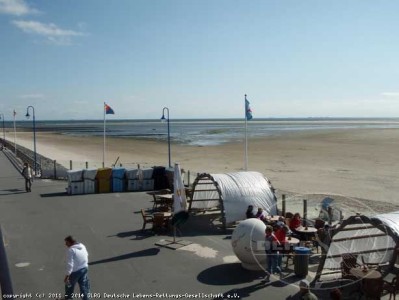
xmin=146 ymin=189 xmax=171 ymax=196
xmin=285 ymin=236 xmax=300 ymax=245
xmin=295 ymin=226 xmax=318 ymax=233
xmin=295 ymin=226 xmax=318 ymax=242
xmin=350 ymin=267 xmax=381 ymax=280
xmin=266 ymin=215 xmax=282 ymax=222
xmin=147 ymin=190 xmax=172 ymax=210
xmin=350 ymin=267 xmax=382 ymax=297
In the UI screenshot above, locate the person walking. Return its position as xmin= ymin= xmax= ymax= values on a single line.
xmin=22 ymin=163 xmax=33 ymax=192
xmin=64 ymin=236 xmax=90 ymax=300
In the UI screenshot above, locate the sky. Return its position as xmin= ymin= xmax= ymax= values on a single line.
xmin=1 ymin=0 xmax=399 ymax=120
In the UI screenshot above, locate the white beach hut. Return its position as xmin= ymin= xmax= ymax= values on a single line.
xmin=126 ymin=167 xmax=154 ymax=191
xmin=67 ymin=170 xmax=84 ymax=195
xmin=83 ymin=169 xmax=97 ymax=194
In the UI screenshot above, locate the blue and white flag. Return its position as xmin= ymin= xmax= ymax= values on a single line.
xmin=245 ymin=99 xmax=253 ymax=120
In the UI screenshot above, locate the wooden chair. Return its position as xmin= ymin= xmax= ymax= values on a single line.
xmin=285 ymin=249 xmax=295 ymax=268
xmin=340 ymin=253 xmax=359 ymax=280
xmin=140 ymin=209 xmax=154 ymax=232
xmin=151 ymin=189 xmax=171 ymax=210
xmin=304 ymin=236 xmax=319 ymax=253
xmin=152 ymin=213 xmax=168 ymax=233
xmin=314 ymin=218 xmax=325 ymax=229
xmin=383 ymin=274 xmax=399 ymax=300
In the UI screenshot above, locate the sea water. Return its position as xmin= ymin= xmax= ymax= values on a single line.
xmin=15 ymin=118 xmax=399 ymax=146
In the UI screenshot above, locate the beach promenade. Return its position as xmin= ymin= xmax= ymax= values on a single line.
xmin=0 ymin=151 xmax=310 ymax=300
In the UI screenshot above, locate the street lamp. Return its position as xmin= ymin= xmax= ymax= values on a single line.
xmin=25 ymin=106 xmax=37 ymax=175
xmin=161 ymin=107 xmax=171 ymax=168
xmin=0 ymin=113 xmax=4 ymax=142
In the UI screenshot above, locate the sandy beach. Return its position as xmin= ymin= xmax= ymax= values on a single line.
xmin=9 ymin=128 xmax=399 ymax=213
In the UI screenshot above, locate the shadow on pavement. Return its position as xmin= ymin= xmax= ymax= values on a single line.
xmin=0 ymin=188 xmax=26 ymax=196
xmin=40 ymin=192 xmax=68 ymax=198
xmin=89 ymin=248 xmax=160 ymax=265
xmin=178 ymin=213 xmax=234 ymax=237
xmin=197 ymin=263 xmax=265 ymax=286
xmin=270 ymin=273 xmax=301 ymax=288
xmin=107 ymin=229 xmax=153 ymax=240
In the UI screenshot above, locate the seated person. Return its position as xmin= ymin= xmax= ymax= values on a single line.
xmin=246 ymin=205 xmax=255 ymax=218
xmin=255 ymin=208 xmax=267 ymax=222
xmin=277 ymin=216 xmax=285 ymax=224
xmin=299 ymin=280 xmax=318 ymax=300
xmin=289 ymin=212 xmax=302 ymax=231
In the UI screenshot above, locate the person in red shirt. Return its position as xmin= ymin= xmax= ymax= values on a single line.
xmin=274 ymin=223 xmax=289 ymax=272
xmin=274 ymin=223 xmax=287 ymax=243
xmin=289 ymin=212 xmax=302 ymax=231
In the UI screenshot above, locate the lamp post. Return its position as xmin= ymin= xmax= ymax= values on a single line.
xmin=0 ymin=113 xmax=4 ymax=142
xmin=25 ymin=106 xmax=37 ymax=175
xmin=161 ymin=107 xmax=171 ymax=168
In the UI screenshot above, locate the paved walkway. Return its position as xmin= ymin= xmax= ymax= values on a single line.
xmin=0 ymin=151 xmax=318 ymax=299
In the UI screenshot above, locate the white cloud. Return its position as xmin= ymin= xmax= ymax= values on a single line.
xmin=19 ymin=93 xmax=45 ymax=99
xmin=381 ymin=92 xmax=399 ymax=97
xmin=73 ymin=100 xmax=88 ymax=105
xmin=12 ymin=20 xmax=84 ymax=45
xmin=0 ymin=0 xmax=38 ymax=16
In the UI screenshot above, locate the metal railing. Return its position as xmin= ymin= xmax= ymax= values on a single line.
xmin=0 ymin=138 xmax=41 ymax=175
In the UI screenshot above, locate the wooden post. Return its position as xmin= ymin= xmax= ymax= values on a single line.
xmin=303 ymin=199 xmax=308 ymax=227
xmin=53 ymin=160 xmax=57 ymax=179
xmin=70 ymin=160 xmax=72 ymax=170
xmin=85 ymin=161 xmax=88 ymax=169
xmin=282 ymin=194 xmax=286 ymax=217
xmin=187 ymin=170 xmax=190 ymax=186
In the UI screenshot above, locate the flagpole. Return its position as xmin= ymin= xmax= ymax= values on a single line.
xmin=13 ymin=110 xmax=17 ymax=155
xmin=244 ymin=94 xmax=248 ymax=171
xmin=103 ymin=102 xmax=106 ymax=168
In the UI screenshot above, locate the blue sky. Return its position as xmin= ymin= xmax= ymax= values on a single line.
xmin=1 ymin=0 xmax=399 ymax=120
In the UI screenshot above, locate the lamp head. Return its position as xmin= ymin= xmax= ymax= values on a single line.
xmin=25 ymin=111 xmax=30 ymax=119
xmin=161 ymin=114 xmax=166 ymax=122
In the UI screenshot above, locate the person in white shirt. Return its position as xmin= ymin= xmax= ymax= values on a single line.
xmin=64 ymin=236 xmax=90 ymax=300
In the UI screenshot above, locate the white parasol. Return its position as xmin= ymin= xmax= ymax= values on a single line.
xmin=155 ymin=163 xmax=191 ymax=249
xmin=173 ymin=163 xmax=187 ymax=214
